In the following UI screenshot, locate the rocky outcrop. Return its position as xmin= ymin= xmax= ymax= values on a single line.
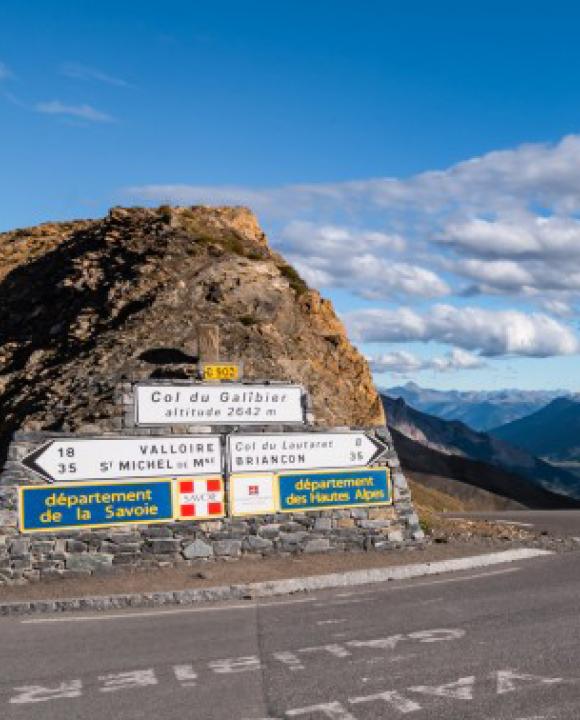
xmin=0 ymin=205 xmax=384 ymax=462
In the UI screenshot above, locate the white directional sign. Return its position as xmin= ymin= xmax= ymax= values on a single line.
xmin=228 ymin=431 xmax=388 ymax=473
xmin=21 ymin=436 xmax=223 ymax=483
xmin=135 ymin=384 xmax=305 ymax=425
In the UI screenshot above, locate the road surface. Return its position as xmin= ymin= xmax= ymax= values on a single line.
xmin=2 ymin=550 xmax=580 ymax=719
xmin=443 ymin=509 xmax=580 ymax=537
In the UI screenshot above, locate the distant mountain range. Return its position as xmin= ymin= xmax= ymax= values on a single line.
xmin=382 ymin=394 xmax=580 ymax=502
xmin=491 ymin=396 xmax=580 ymax=462
xmin=390 ymin=427 xmax=580 ymax=510
xmin=384 ymin=381 xmax=567 ymax=431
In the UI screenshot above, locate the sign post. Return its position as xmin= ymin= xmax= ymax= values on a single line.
xmin=20 ymin=436 xmax=223 ymax=483
xmin=228 ymin=431 xmax=387 ymax=473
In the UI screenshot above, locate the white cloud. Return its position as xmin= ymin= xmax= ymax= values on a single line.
xmin=60 ymin=62 xmax=131 ymax=88
xmin=279 ymin=221 xmax=448 ymax=300
xmin=124 ymin=134 xmax=580 ymax=217
xmin=431 ymin=348 xmax=485 ymax=371
xmin=123 ymin=135 xmax=580 ymax=304
xmin=369 ymin=348 xmax=484 ymax=374
xmin=34 ymin=100 xmax=114 ymax=123
xmin=369 ymin=350 xmax=424 ymax=374
xmin=291 ymin=255 xmax=449 ymax=300
xmin=452 ymin=256 xmax=580 ymax=296
xmin=455 ymin=259 xmax=535 ymax=291
xmin=441 ymin=215 xmax=580 ymax=259
xmin=281 ymin=220 xmax=405 ymax=254
xmin=346 ymin=305 xmax=579 ymax=357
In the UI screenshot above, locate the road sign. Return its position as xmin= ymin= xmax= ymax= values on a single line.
xmin=135 ymin=384 xmax=305 ymax=425
xmin=278 ymin=467 xmax=391 ymax=512
xmin=201 ymin=363 xmax=241 ymax=381
xmin=19 ymin=479 xmax=174 ymax=533
xmin=21 ymin=436 xmax=222 ymax=483
xmin=229 ymin=473 xmax=278 ymax=516
xmin=228 ymin=431 xmax=388 ymax=473
xmin=175 ymin=477 xmax=225 ymax=519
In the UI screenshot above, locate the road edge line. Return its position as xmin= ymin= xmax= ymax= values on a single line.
xmin=0 ymin=548 xmax=552 ymax=617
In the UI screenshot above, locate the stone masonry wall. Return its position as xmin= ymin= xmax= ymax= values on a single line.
xmin=0 ymin=381 xmax=423 ymax=585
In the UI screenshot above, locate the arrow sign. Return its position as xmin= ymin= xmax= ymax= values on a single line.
xmin=21 ymin=435 xmax=223 ymax=483
xmin=228 ymin=431 xmax=388 ymax=474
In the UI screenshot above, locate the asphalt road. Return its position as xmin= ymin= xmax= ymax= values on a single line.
xmin=443 ymin=509 xmax=580 ymax=536
xmin=2 ymin=551 xmax=580 ymax=719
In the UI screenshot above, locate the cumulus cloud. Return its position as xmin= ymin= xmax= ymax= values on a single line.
xmin=60 ymin=62 xmax=131 ymax=88
xmin=125 ymin=134 xmax=580 ymax=217
xmin=345 ymin=305 xmax=579 ymax=357
xmin=454 ymin=259 xmax=535 ymax=292
xmin=369 ymin=348 xmax=485 ymax=374
xmin=281 ymin=220 xmax=405 ymax=254
xmin=34 ymin=100 xmax=114 ymax=123
xmin=453 ymin=256 xmax=580 ymax=296
xmin=441 ymin=215 xmax=580 ymax=260
xmin=279 ymin=221 xmax=448 ymax=300
xmin=123 ymin=135 xmax=580 ymax=365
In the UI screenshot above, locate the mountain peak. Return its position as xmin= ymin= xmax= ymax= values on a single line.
xmin=0 ymin=205 xmax=384 ymax=461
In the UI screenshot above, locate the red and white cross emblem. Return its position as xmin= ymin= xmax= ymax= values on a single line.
xmin=177 ymin=477 xmax=224 ymax=519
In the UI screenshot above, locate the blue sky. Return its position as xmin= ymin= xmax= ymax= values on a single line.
xmin=2 ymin=1 xmax=580 ymax=391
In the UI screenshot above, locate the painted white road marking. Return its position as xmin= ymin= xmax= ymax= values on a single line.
xmin=347 ymin=634 xmax=404 ymax=650
xmin=4 ymin=624 xmax=468 ymax=706
xmin=409 ymin=675 xmax=475 ymax=700
xmin=385 ymin=567 xmax=521 ymax=592
xmin=173 ymin=664 xmax=197 ymax=687
xmin=334 ymin=591 xmax=371 ymax=598
xmin=407 ymin=628 xmax=466 ymax=643
xmin=495 ymin=670 xmax=563 ymax=695
xmin=272 ymin=651 xmax=306 ymax=671
xmin=98 ymin=669 xmax=157 ymax=693
xmin=6 ymin=663 xmax=570 ymax=712
xmin=350 ymin=689 xmax=422 ymax=713
xmin=16 ymin=565 xmax=523 ymax=627
xmin=286 ymin=701 xmax=357 ymax=718
xmin=298 ymin=643 xmax=352 ymax=658
xmin=20 ymin=597 xmax=317 ymax=624
xmin=314 ymin=600 xmax=364 ymax=608
xmin=317 ymin=619 xmax=347 ymax=626
xmin=208 ymin=656 xmax=261 ymax=674
xmin=9 ymin=680 xmax=82 ymax=704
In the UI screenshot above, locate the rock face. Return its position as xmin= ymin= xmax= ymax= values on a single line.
xmin=0 ymin=205 xmax=383 ymax=462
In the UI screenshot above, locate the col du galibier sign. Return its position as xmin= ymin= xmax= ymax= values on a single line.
xmin=135 ymin=384 xmax=305 ymax=425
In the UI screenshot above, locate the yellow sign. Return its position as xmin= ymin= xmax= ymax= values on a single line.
xmin=202 ymin=363 xmax=240 ymax=381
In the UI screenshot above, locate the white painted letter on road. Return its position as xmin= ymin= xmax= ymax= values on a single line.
xmin=10 ymin=681 xmax=83 ymax=704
